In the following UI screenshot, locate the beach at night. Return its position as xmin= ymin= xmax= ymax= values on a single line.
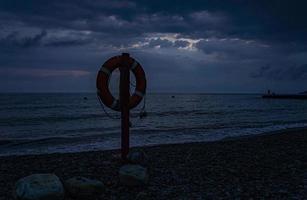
xmin=1 ymin=127 xmax=306 ymax=199
xmin=1 ymin=0 xmax=307 ymax=199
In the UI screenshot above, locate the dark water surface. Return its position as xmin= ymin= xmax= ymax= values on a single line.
xmin=0 ymin=93 xmax=307 ymax=156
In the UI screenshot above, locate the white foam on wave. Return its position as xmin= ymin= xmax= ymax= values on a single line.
xmin=1 ymin=123 xmax=306 ymax=156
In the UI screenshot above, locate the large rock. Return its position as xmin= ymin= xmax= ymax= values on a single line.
xmin=119 ymin=164 xmax=148 ymax=186
xmin=127 ymin=150 xmax=148 ymax=165
xmin=14 ymin=174 xmax=64 ymax=200
xmin=136 ymin=191 xmax=150 ymax=200
xmin=64 ymin=177 xmax=104 ymax=199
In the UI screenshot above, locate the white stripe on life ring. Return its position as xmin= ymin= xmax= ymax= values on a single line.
xmin=100 ymin=67 xmax=111 ymax=75
xmin=111 ymin=99 xmax=118 ymax=109
xmin=131 ymin=61 xmax=138 ymax=70
xmin=134 ymin=90 xmax=144 ymax=97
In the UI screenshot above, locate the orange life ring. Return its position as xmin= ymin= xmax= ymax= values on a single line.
xmin=96 ymin=55 xmax=146 ymax=111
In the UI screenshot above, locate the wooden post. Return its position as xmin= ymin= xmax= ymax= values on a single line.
xmin=119 ymin=53 xmax=130 ymax=160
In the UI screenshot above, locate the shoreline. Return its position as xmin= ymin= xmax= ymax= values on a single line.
xmin=1 ymin=126 xmax=307 ymax=158
xmin=1 ymin=127 xmax=306 ymax=199
xmin=221 ymin=126 xmax=307 ymax=141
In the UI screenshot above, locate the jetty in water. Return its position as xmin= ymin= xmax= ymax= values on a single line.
xmin=262 ymin=91 xmax=307 ymax=99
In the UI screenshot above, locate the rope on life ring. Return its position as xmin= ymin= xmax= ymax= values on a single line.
xmin=96 ymin=55 xmax=146 ymax=111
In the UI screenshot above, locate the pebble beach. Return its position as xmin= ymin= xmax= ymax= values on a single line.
xmin=0 ymin=128 xmax=306 ymax=199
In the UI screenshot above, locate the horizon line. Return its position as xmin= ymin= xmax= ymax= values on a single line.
xmin=0 ymin=91 xmax=264 ymax=95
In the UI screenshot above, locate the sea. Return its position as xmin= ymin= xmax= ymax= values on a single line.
xmin=0 ymin=93 xmax=307 ymax=156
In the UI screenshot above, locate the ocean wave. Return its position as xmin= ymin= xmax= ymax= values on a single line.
xmin=0 ymin=113 xmax=109 ymax=125
xmin=1 ymin=123 xmax=306 ymax=157
xmin=1 ymin=93 xmax=307 ymax=156
xmin=0 ymin=132 xmax=117 ymax=149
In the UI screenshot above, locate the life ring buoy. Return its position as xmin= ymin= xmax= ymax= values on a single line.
xmin=96 ymin=55 xmax=146 ymax=111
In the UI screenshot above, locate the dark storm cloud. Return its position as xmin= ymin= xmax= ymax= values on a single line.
xmin=0 ymin=30 xmax=46 ymax=49
xmin=1 ymin=0 xmax=305 ymax=46
xmin=1 ymin=0 xmax=307 ymax=42
xmin=0 ymin=0 xmax=230 ymax=41
xmin=250 ymin=64 xmax=307 ymax=81
xmin=147 ymin=38 xmax=173 ymax=48
xmin=195 ymin=38 xmax=271 ymax=60
xmin=44 ymin=40 xmax=86 ymax=47
xmin=174 ymin=40 xmax=190 ymax=48
xmin=134 ymin=0 xmax=307 ymax=43
xmin=0 ymin=0 xmax=307 ymax=92
xmin=0 ymin=29 xmax=91 ymax=52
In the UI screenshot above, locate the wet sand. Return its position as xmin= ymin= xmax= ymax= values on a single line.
xmin=0 ymin=128 xmax=306 ymax=199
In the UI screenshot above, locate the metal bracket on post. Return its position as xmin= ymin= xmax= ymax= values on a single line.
xmin=119 ymin=53 xmax=130 ymax=160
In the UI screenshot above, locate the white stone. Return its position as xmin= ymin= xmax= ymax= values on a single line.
xmin=64 ymin=177 xmax=104 ymax=199
xmin=14 ymin=174 xmax=64 ymax=200
xmin=119 ymin=164 xmax=148 ymax=186
xmin=127 ymin=150 xmax=148 ymax=165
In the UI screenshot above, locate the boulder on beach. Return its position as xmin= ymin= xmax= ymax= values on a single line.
xmin=127 ymin=150 xmax=148 ymax=165
xmin=119 ymin=164 xmax=148 ymax=186
xmin=64 ymin=176 xmax=104 ymax=199
xmin=14 ymin=173 xmax=64 ymax=200
xmin=136 ymin=191 xmax=150 ymax=200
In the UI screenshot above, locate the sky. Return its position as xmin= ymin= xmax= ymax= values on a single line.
xmin=0 ymin=0 xmax=307 ymax=93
